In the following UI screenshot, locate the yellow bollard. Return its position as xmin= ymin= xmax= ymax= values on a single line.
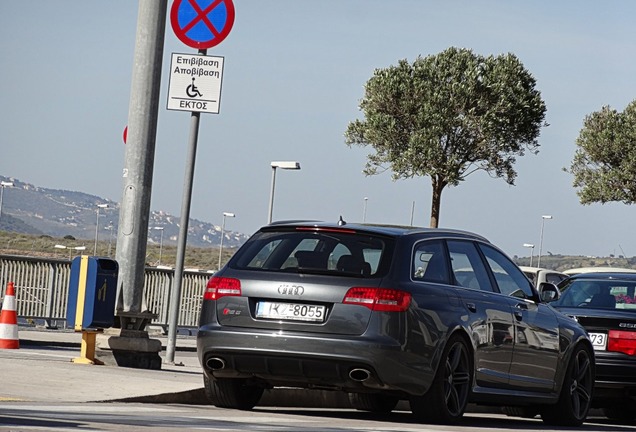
xmin=72 ymin=330 xmax=103 ymax=365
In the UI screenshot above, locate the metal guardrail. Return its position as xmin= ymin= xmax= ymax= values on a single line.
xmin=0 ymin=254 xmax=212 ymax=330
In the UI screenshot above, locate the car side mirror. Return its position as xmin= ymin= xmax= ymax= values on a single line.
xmin=539 ymin=282 xmax=560 ymax=303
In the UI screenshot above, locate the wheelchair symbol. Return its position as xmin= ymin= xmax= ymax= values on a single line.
xmin=186 ymin=77 xmax=203 ymax=98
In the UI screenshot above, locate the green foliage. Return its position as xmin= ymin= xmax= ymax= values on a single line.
xmin=567 ymin=101 xmax=636 ymax=205
xmin=345 ymin=47 xmax=547 ymax=226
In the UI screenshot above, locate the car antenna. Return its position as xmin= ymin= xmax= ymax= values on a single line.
xmin=338 ymin=216 xmax=346 ymax=226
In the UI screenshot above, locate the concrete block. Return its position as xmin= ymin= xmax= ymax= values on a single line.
xmin=96 ymin=334 xmax=162 ymax=353
xmin=95 ymin=328 xmax=163 ymax=370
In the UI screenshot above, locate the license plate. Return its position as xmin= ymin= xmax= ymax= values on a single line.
xmin=256 ymin=302 xmax=326 ymax=322
xmin=589 ymin=332 xmax=607 ymax=351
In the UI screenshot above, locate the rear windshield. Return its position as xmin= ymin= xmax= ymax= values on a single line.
xmin=554 ymin=278 xmax=636 ymax=311
xmin=229 ymin=228 xmax=393 ymax=277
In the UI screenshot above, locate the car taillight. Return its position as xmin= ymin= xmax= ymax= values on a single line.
xmin=608 ymin=330 xmax=636 ymax=356
xmin=203 ymin=276 xmax=241 ymax=300
xmin=343 ymin=287 xmax=411 ymax=312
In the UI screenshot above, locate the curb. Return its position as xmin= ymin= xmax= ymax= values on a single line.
xmin=18 ymin=332 xmax=198 ymax=352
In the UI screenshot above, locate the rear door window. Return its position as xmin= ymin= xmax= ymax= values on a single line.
xmin=447 ymin=240 xmax=494 ymax=292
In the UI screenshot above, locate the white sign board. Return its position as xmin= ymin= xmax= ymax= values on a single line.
xmin=167 ymin=53 xmax=224 ymax=114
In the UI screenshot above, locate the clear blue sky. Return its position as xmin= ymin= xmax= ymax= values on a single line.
xmin=1 ymin=1 xmax=635 ymax=259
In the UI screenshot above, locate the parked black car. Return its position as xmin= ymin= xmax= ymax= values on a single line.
xmin=197 ymin=220 xmax=594 ymax=425
xmin=552 ymin=272 xmax=636 ymax=422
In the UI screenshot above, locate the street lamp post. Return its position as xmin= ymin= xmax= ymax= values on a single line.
xmin=218 ymin=212 xmax=235 ymax=271
xmin=410 ymin=200 xmax=416 ymax=226
xmin=106 ymin=222 xmax=115 ymax=257
xmin=362 ymin=197 xmax=368 ymax=222
xmin=94 ymin=204 xmax=109 ymax=255
xmin=0 ymin=181 xmax=14 ymax=223
xmin=152 ymin=226 xmax=165 ymax=266
xmin=537 ymin=215 xmax=553 ymax=268
xmin=523 ymin=243 xmax=535 ymax=267
xmin=268 ymin=161 xmax=300 ymax=224
xmin=54 ymin=244 xmax=87 ymax=260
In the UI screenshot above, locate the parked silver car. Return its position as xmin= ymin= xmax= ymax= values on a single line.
xmin=520 ymin=266 xmax=568 ymax=289
xmin=197 ymin=220 xmax=594 ymax=425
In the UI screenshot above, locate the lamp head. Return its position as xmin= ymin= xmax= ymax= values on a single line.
xmin=271 ymin=161 xmax=300 ymax=170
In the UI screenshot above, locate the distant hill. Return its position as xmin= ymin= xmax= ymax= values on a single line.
xmin=0 ymin=175 xmax=249 ymax=248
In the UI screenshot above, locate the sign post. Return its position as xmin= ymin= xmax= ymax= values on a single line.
xmin=165 ymin=0 xmax=234 ymax=365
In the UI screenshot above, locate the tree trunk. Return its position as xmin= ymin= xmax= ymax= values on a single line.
xmin=429 ymin=177 xmax=445 ymax=228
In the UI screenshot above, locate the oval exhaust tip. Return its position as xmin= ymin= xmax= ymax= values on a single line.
xmin=349 ymin=368 xmax=372 ymax=382
xmin=206 ymin=357 xmax=226 ymax=371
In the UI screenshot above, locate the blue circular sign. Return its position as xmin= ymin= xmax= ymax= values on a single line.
xmin=171 ymin=0 xmax=235 ymax=50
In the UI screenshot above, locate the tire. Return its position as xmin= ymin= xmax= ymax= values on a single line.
xmin=603 ymin=404 xmax=636 ymax=422
xmin=203 ymin=374 xmax=264 ymax=410
xmin=540 ymin=344 xmax=594 ymax=426
xmin=348 ymin=393 xmax=399 ymax=413
xmin=501 ymin=406 xmax=540 ymax=419
xmin=409 ymin=334 xmax=472 ymax=424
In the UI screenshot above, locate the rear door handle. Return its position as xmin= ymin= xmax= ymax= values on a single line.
xmin=466 ymin=302 xmax=476 ymax=312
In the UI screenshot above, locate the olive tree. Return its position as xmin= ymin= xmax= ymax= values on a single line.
xmin=567 ymin=101 xmax=636 ymax=204
xmin=345 ymin=47 xmax=547 ymax=227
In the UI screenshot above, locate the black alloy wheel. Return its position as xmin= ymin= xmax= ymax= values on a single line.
xmin=541 ymin=344 xmax=594 ymax=426
xmin=410 ymin=334 xmax=472 ymax=424
xmin=203 ymin=374 xmax=264 ymax=410
xmin=348 ymin=392 xmax=399 ymax=413
xmin=603 ymin=403 xmax=636 ymax=422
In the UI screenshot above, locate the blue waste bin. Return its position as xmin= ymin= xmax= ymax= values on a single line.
xmin=66 ymin=256 xmax=118 ymax=330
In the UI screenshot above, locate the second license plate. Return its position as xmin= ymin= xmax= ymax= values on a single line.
xmin=589 ymin=332 xmax=607 ymax=351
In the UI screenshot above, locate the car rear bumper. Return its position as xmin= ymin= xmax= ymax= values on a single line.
xmin=196 ymin=325 xmax=436 ymax=396
xmin=592 ymin=356 xmax=636 ymax=403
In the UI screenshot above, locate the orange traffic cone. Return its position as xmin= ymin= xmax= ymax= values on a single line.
xmin=0 ymin=282 xmax=19 ymax=349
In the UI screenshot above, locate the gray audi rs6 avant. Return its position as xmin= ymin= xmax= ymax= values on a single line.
xmin=197 ymin=220 xmax=594 ymax=425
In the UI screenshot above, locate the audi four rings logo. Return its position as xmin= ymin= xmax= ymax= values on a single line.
xmin=278 ymin=285 xmax=305 ymax=295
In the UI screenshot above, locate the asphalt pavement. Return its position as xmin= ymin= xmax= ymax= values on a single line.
xmin=0 ymin=327 xmax=611 ymax=422
xmin=0 ymin=326 xmax=206 ymax=404
xmin=0 ymin=326 xmax=348 ymax=408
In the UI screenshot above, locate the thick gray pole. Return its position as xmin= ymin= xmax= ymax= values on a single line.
xmin=166 ymin=49 xmax=206 ymax=363
xmin=115 ymin=0 xmax=167 ymax=328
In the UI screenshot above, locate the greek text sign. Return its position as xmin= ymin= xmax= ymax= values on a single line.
xmin=167 ymin=53 xmax=224 ymax=114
